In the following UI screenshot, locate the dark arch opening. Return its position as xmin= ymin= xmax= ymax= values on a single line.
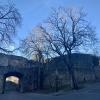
xmin=2 ymin=72 xmax=23 ymax=93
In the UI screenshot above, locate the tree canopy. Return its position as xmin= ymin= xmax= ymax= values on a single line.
xmin=0 ymin=3 xmax=21 ymax=53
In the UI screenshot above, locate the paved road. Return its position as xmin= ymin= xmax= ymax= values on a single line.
xmin=1 ymin=82 xmax=100 ymax=100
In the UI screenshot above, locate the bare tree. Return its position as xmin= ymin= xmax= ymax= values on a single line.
xmin=20 ymin=26 xmax=52 ymax=89
xmin=39 ymin=7 xmax=97 ymax=89
xmin=0 ymin=3 xmax=21 ymax=53
xmin=20 ymin=26 xmax=52 ymax=62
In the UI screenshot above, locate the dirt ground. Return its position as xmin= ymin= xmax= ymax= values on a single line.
xmin=1 ymin=82 xmax=100 ymax=100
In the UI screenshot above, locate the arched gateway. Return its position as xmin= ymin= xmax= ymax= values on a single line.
xmin=0 ymin=53 xmax=39 ymax=93
xmin=3 ymin=72 xmax=23 ymax=93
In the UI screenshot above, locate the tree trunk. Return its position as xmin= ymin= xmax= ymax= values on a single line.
xmin=91 ymin=66 xmax=97 ymax=80
xmin=62 ymin=52 xmax=78 ymax=89
xmin=69 ymin=67 xmax=78 ymax=89
xmin=68 ymin=52 xmax=78 ymax=89
xmin=39 ymin=67 xmax=44 ymax=89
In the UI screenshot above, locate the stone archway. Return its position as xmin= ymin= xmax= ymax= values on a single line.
xmin=0 ymin=53 xmax=39 ymax=93
xmin=2 ymin=72 xmax=23 ymax=93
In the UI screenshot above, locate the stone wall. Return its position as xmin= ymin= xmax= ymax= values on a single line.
xmin=0 ymin=53 xmax=39 ymax=93
xmin=43 ymin=53 xmax=99 ymax=89
xmin=0 ymin=53 xmax=99 ymax=93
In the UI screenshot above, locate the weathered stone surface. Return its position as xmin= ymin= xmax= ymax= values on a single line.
xmin=0 ymin=53 xmax=39 ymax=93
xmin=0 ymin=53 xmax=8 ymax=67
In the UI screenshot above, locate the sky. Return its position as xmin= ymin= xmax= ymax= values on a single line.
xmin=0 ymin=0 xmax=100 ymax=53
